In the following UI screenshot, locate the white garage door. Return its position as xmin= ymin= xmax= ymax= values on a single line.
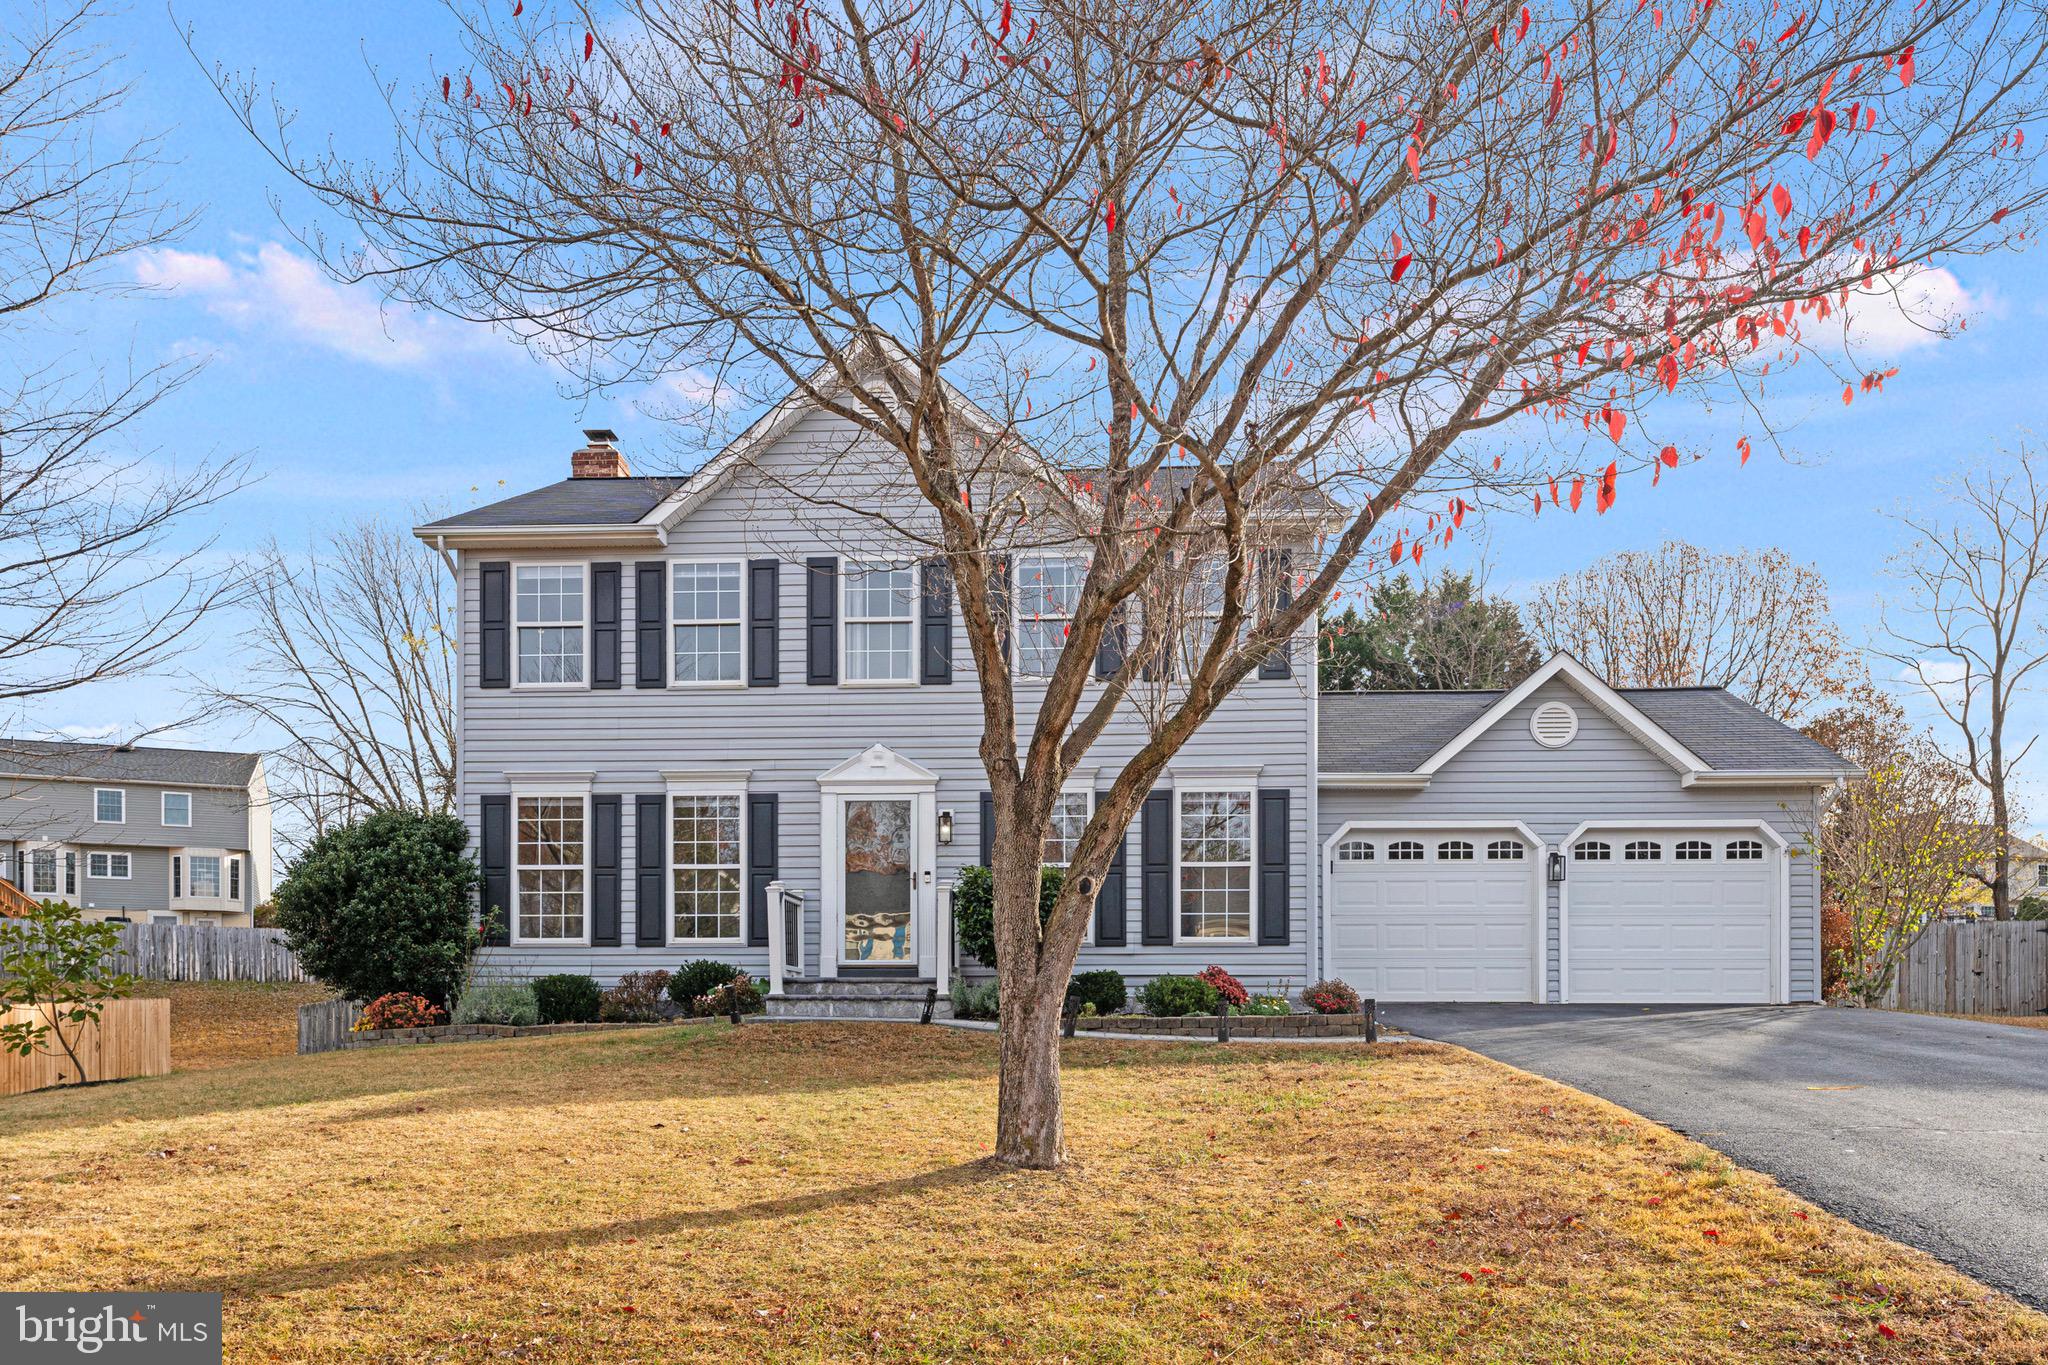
xmin=1567 ymin=832 xmax=1778 ymax=1003
xmin=1326 ymin=831 xmax=1538 ymax=1002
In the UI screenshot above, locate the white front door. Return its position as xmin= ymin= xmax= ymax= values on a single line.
xmin=840 ymin=795 xmax=918 ymax=966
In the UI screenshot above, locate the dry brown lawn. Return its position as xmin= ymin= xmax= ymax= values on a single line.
xmin=131 ymin=981 xmax=336 ymax=1071
xmin=2 ymin=1000 xmax=2043 ymax=1362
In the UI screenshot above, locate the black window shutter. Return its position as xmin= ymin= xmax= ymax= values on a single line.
xmin=635 ymin=562 xmax=666 ymax=688
xmin=1257 ymin=788 xmax=1291 ymax=944
xmin=978 ymin=791 xmax=995 ymax=868
xmin=479 ymin=561 xmax=511 ymax=689
xmin=591 ymin=562 xmax=622 ymax=689
xmin=1140 ymin=789 xmax=1173 ymax=945
xmin=747 ymin=559 xmax=780 ymax=687
xmin=806 ymin=556 xmax=838 ymax=685
xmin=591 ymin=794 xmax=621 ymax=945
xmin=747 ymin=793 xmax=778 ymax=945
xmin=479 ymin=794 xmax=511 ymax=945
xmin=1095 ymin=607 xmax=1126 ymax=680
xmin=1094 ymin=820 xmax=1128 ymax=945
xmin=920 ymin=560 xmax=953 ymax=685
xmin=989 ymin=555 xmax=1012 ymax=669
xmin=635 ymin=795 xmax=666 ymax=945
xmin=1259 ymin=550 xmax=1294 ymax=680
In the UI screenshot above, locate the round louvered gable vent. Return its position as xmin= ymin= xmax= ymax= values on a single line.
xmin=1530 ymin=700 xmax=1579 ymax=748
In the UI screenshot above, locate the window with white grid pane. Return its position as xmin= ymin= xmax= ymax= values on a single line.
xmin=515 ymin=565 xmax=585 ymax=685
xmin=515 ymin=795 xmax=587 ymax=942
xmin=1177 ymin=789 xmax=1253 ymax=940
xmin=671 ymin=794 xmax=743 ymax=942
xmin=671 ymin=561 xmax=743 ymax=684
xmin=1042 ymin=790 xmax=1093 ymax=867
xmin=1015 ymin=555 xmax=1087 ymax=678
xmin=843 ymin=565 xmax=915 ymax=682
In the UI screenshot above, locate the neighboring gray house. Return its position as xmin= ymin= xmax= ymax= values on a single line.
xmin=0 ymin=740 xmax=273 ymax=925
xmin=417 ymin=388 xmax=1854 ymax=1008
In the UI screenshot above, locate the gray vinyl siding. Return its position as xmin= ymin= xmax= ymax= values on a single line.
xmin=461 ymin=407 xmax=1316 ymax=991
xmin=0 ymin=778 xmax=260 ymax=920
xmin=1317 ymin=677 xmax=1827 ymax=1003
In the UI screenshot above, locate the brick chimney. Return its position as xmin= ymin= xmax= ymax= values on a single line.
xmin=569 ymin=428 xmax=630 ymax=479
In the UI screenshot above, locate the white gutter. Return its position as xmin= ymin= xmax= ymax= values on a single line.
xmin=1315 ymin=772 xmax=1432 ymax=791
xmin=1680 ymin=768 xmax=1863 ymax=788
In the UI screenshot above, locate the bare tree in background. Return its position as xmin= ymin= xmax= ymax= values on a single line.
xmin=0 ymin=1 xmax=249 ymax=715
xmin=207 ymin=0 xmax=2047 ymax=1165
xmin=1527 ymin=541 xmax=1864 ymax=722
xmin=196 ymin=521 xmax=458 ymax=846
xmin=1882 ymin=450 xmax=2048 ymax=919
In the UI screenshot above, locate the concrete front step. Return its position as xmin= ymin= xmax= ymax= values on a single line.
xmin=777 ymin=978 xmax=936 ymax=999
xmin=764 ymin=981 xmax=948 ymax=1021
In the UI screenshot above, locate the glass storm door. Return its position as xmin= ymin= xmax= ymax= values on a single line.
xmin=842 ymin=797 xmax=914 ymax=964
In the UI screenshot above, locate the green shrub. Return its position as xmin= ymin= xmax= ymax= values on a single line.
xmin=698 ymin=974 xmax=764 ymax=1017
xmin=355 ymin=993 xmax=444 ymax=1030
xmin=952 ymin=864 xmax=1063 ymax=968
xmin=599 ymin=970 xmax=672 ymax=1022
xmin=452 ymin=980 xmax=539 ymax=1026
xmin=2018 ymin=895 xmax=2048 ymax=922
xmin=531 ymin=973 xmax=602 ymax=1024
xmin=271 ymin=809 xmax=482 ymax=1009
xmin=1139 ymin=974 xmax=1220 ymax=1017
xmin=1303 ymin=979 xmax=1362 ymax=1015
xmin=668 ymin=960 xmax=744 ymax=1014
xmin=1069 ymin=969 xmax=1128 ymax=1017
xmin=951 ymin=979 xmax=1000 ymax=1020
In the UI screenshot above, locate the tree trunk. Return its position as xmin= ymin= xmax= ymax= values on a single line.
xmin=1992 ymin=782 xmax=2013 ymax=920
xmin=993 ymin=964 xmax=1065 ymax=1167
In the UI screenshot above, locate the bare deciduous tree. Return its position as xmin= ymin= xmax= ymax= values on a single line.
xmin=208 ymin=0 xmax=2046 ymax=1165
xmin=1 ymin=1 xmax=249 ymax=711
xmin=1882 ymin=449 xmax=2048 ymax=919
xmin=1527 ymin=540 xmax=1864 ymax=722
xmin=196 ymin=520 xmax=458 ymax=845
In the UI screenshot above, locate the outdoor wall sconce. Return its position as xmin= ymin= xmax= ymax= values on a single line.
xmin=937 ymin=809 xmax=955 ymax=846
xmin=1548 ymin=850 xmax=1567 ymax=884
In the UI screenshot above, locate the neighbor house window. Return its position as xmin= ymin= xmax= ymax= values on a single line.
xmin=843 ymin=565 xmax=915 ymax=682
xmin=1573 ymin=840 xmax=1612 ymax=861
xmin=171 ymin=856 xmax=181 ymax=898
xmin=1726 ymin=839 xmax=1766 ymax=861
xmin=88 ymin=852 xmax=131 ymax=880
xmin=671 ymin=794 xmax=742 ymax=942
xmin=189 ymin=855 xmax=222 ymax=899
xmin=29 ymin=850 xmax=57 ymax=896
xmin=1438 ymin=840 xmax=1475 ymax=861
xmin=162 ymin=792 xmax=192 ymax=827
xmin=1675 ymin=839 xmax=1713 ymax=861
xmin=515 ymin=795 xmax=587 ymax=941
xmin=95 ymin=788 xmax=125 ymax=823
xmin=64 ymin=853 xmax=76 ymax=896
xmin=1043 ymin=790 xmax=1092 ymax=867
xmin=1388 ymin=840 xmax=1424 ymax=861
xmin=514 ymin=564 xmax=586 ymax=685
xmin=671 ymin=560 xmax=743 ymax=684
xmin=1486 ymin=839 xmax=1525 ymax=861
xmin=1335 ymin=839 xmax=1375 ymax=862
xmin=1177 ymin=790 xmax=1252 ymax=940
xmin=1015 ymin=554 xmax=1087 ymax=678
xmin=1624 ymin=840 xmax=1663 ymax=861
xmin=229 ymin=857 xmax=241 ymax=901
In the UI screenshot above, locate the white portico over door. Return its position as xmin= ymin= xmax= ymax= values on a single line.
xmin=818 ymin=745 xmax=940 ymax=979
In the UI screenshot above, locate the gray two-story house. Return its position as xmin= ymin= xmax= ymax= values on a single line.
xmin=0 ymin=740 xmax=273 ymax=924
xmin=418 ymin=383 xmax=1853 ymax=1009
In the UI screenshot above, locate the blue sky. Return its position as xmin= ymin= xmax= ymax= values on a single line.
xmin=26 ymin=1 xmax=2048 ymax=820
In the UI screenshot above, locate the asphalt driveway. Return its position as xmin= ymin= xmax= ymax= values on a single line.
xmin=1384 ymin=1003 xmax=2048 ymax=1310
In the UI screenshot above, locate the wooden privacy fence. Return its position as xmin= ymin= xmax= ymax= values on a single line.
xmin=1883 ymin=920 xmax=2048 ymax=1015
xmin=109 ymin=923 xmax=306 ymax=983
xmin=298 ymin=999 xmax=363 ymax=1054
xmin=0 ymin=999 xmax=171 ymax=1095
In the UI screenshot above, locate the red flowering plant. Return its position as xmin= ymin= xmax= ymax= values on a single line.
xmin=354 ymin=992 xmax=445 ymax=1031
xmin=1303 ymin=979 xmax=1362 ymax=1016
xmin=1196 ymin=966 xmax=1247 ymax=1008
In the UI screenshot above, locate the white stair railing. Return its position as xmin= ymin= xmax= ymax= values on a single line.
xmin=934 ymin=879 xmax=955 ymax=1004
xmin=767 ymin=881 xmax=806 ymax=997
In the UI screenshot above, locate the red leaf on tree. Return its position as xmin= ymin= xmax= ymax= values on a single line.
xmin=1771 ymin=184 xmax=1792 ymax=220
xmin=1777 ymin=10 xmax=1805 ymax=43
xmin=1658 ymin=353 xmax=1679 ymax=392
xmin=1843 ymin=384 xmax=1853 ymax=405
xmin=1389 ymin=537 xmax=1403 ymax=568
xmin=1405 ymin=143 xmax=1421 ymax=180
xmin=1898 ymin=45 xmax=1915 ymax=88
xmin=1596 ymin=461 xmax=1618 ymax=513
xmin=1993 ymin=207 xmax=2011 ymax=223
xmin=1546 ymin=75 xmax=1564 ymax=126
xmin=442 ymin=75 xmax=450 ymax=101
xmin=1738 ymin=435 xmax=1753 ymax=465
xmin=998 ymin=0 xmax=1013 ymax=44
xmin=585 ymin=31 xmax=595 ymax=61
xmin=1105 ymin=202 xmax=1117 ymax=234
xmin=1569 ymin=476 xmax=1585 ymax=511
xmin=1517 ymin=6 xmax=1530 ymax=40
xmin=1390 ymin=253 xmax=1413 ymax=282
xmin=1806 ymin=107 xmax=1837 ymax=159
xmin=1659 ymin=445 xmax=1679 ymax=468
xmin=1605 ymin=408 xmax=1626 ymax=442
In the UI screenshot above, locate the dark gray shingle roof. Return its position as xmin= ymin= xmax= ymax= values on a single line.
xmin=418 ymin=477 xmax=687 ymax=530
xmin=1319 ymin=686 xmax=1854 ymax=775
xmin=0 ymin=739 xmax=261 ymax=788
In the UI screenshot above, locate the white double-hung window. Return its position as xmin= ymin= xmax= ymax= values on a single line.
xmin=1177 ymin=789 xmax=1253 ymax=940
xmin=514 ymin=794 xmax=588 ymax=942
xmin=671 ymin=793 xmax=744 ymax=942
xmin=514 ymin=565 xmax=585 ymax=685
xmin=843 ymin=565 xmax=915 ymax=683
xmin=1015 ymin=554 xmax=1087 ymax=678
xmin=672 ymin=561 xmax=743 ymax=684
xmin=1043 ymin=790 xmax=1093 ymax=867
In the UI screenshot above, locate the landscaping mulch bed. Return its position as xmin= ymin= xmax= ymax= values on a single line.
xmin=1082 ymin=1011 xmax=1368 ymax=1038
xmin=339 ymin=1020 xmax=669 ymax=1049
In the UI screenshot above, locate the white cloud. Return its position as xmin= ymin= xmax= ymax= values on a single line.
xmin=135 ymin=242 xmax=512 ymax=371
xmin=634 ymin=366 xmax=743 ymax=424
xmin=54 ymin=723 xmax=122 ymax=741
xmin=1843 ymin=265 xmax=1995 ymax=357
xmin=1896 ymin=655 xmax=1972 ymax=708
